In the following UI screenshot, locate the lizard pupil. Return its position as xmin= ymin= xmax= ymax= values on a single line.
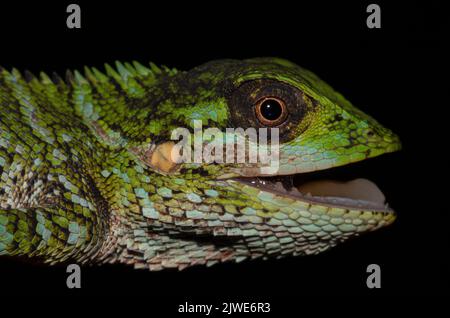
xmin=260 ymin=99 xmax=282 ymax=120
xmin=255 ymin=96 xmax=287 ymax=126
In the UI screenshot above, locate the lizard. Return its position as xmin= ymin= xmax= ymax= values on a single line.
xmin=0 ymin=57 xmax=401 ymax=270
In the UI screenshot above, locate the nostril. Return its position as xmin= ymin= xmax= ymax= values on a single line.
xmin=367 ymin=130 xmax=375 ymax=137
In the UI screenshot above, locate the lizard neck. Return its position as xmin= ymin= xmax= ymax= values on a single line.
xmin=71 ymin=61 xmax=181 ymax=149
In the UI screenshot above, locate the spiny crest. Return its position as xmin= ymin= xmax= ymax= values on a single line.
xmin=0 ymin=61 xmax=179 ymax=92
xmin=79 ymin=61 xmax=178 ymax=86
xmin=0 ymin=66 xmax=64 ymax=96
xmin=0 ymin=65 xmax=65 ymax=89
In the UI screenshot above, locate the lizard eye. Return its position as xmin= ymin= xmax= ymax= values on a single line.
xmin=255 ymin=97 xmax=288 ymax=126
xmin=228 ymin=79 xmax=314 ymax=142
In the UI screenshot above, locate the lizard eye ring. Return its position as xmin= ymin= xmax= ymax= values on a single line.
xmin=255 ymin=97 xmax=288 ymax=126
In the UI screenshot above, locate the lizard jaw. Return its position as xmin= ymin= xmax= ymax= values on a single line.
xmin=233 ymin=175 xmax=392 ymax=213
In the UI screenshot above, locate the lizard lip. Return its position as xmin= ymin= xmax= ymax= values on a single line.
xmin=233 ymin=170 xmax=393 ymax=213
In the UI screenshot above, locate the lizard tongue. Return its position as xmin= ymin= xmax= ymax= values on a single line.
xmin=296 ymin=178 xmax=386 ymax=205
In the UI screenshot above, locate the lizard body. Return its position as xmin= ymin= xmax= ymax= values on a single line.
xmin=0 ymin=58 xmax=400 ymax=270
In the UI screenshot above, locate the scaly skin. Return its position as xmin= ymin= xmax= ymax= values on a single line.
xmin=0 ymin=58 xmax=400 ymax=270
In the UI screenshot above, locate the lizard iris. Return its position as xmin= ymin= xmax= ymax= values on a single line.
xmin=0 ymin=58 xmax=401 ymax=270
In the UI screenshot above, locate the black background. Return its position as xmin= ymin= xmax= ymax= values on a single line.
xmin=0 ymin=1 xmax=447 ymax=316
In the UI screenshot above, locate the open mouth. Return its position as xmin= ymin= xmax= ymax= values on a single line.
xmin=233 ymin=159 xmax=394 ymax=213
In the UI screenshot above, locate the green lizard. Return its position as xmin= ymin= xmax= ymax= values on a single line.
xmin=0 ymin=58 xmax=400 ymax=270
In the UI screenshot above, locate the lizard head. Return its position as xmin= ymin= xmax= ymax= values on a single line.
xmin=110 ymin=58 xmax=401 ymax=267
xmin=0 ymin=58 xmax=400 ymax=270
